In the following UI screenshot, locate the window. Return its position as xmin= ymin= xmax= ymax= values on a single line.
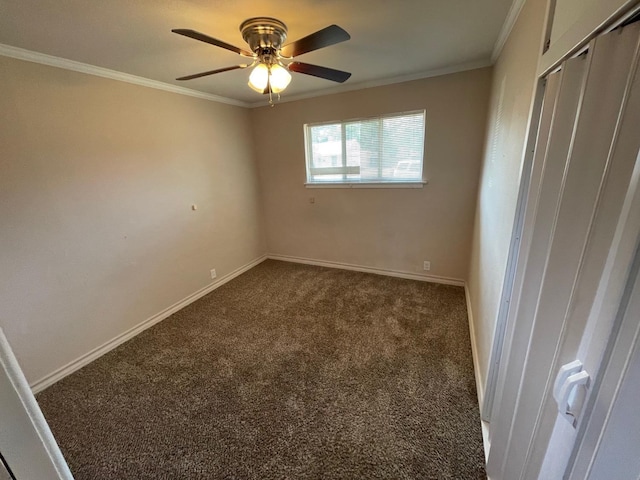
xmin=304 ymin=110 xmax=426 ymax=186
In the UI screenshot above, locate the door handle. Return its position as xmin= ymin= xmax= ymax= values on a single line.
xmin=553 ymin=359 xmax=583 ymax=404
xmin=554 ymin=361 xmax=590 ymax=426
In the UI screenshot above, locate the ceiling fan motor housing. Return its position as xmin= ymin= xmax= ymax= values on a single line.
xmin=240 ymin=17 xmax=288 ymax=54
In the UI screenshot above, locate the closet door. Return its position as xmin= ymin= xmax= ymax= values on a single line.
xmin=560 ymin=22 xmax=640 ymax=479
xmin=487 ymin=21 xmax=640 ymax=480
xmin=536 ymin=22 xmax=640 ymax=478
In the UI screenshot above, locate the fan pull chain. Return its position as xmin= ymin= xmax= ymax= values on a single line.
xmin=268 ymin=66 xmax=275 ymax=106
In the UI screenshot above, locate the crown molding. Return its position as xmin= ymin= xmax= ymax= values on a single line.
xmin=247 ymin=58 xmax=493 ymax=108
xmin=0 ymin=43 xmax=494 ymax=110
xmin=0 ymin=43 xmax=250 ymax=108
xmin=492 ymin=0 xmax=527 ymax=62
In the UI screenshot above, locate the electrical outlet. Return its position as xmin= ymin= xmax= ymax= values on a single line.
xmin=423 ymin=261 xmax=431 ymax=271
xmin=309 ymin=197 xmax=315 ymax=204
xmin=210 ymin=269 xmax=217 ymax=279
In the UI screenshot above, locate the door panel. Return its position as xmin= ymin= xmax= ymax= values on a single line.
xmin=566 ymin=40 xmax=640 ymax=477
xmin=571 ymin=244 xmax=640 ymax=479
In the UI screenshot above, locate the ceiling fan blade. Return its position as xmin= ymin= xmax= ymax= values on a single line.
xmin=288 ymin=62 xmax=351 ymax=83
xmin=280 ymin=25 xmax=350 ymax=58
xmin=172 ymin=29 xmax=253 ymax=57
xmin=176 ymin=65 xmax=247 ymax=81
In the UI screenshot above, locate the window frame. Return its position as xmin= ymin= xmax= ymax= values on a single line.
xmin=303 ymin=110 xmax=428 ymax=189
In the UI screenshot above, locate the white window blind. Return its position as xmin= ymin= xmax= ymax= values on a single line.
xmin=304 ymin=110 xmax=425 ymax=185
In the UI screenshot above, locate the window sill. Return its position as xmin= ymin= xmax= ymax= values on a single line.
xmin=304 ymin=181 xmax=427 ymax=189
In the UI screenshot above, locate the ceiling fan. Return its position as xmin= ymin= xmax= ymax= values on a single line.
xmin=172 ymin=17 xmax=352 ymax=100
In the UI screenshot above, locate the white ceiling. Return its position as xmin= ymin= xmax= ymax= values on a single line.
xmin=0 ymin=0 xmax=514 ymax=106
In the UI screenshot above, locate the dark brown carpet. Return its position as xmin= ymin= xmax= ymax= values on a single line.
xmin=37 ymin=260 xmax=486 ymax=479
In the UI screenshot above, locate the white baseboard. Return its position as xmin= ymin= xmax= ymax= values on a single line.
xmin=481 ymin=419 xmax=491 ymax=465
xmin=465 ymin=283 xmax=490 ymax=463
xmin=267 ymin=254 xmax=465 ymax=286
xmin=30 ymin=254 xmax=268 ymax=393
xmin=464 ymin=284 xmax=485 ymax=407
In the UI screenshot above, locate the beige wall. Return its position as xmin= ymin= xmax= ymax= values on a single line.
xmin=467 ymin=0 xmax=548 ymax=394
xmin=0 ymin=56 xmax=266 ymax=383
xmin=252 ymin=68 xmax=492 ymax=281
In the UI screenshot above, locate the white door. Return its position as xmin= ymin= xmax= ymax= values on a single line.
xmin=538 ymin=23 xmax=640 ymax=479
xmin=0 ymin=328 xmax=73 ymax=479
xmin=487 ymin=21 xmax=640 ymax=480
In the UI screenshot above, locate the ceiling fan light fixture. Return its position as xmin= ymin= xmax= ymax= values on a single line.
xmin=248 ymin=62 xmax=291 ymax=93
xmin=173 ymin=17 xmax=351 ymax=101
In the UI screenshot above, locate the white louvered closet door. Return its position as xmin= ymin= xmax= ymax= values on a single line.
xmin=562 ymin=21 xmax=640 ymax=480
xmin=487 ymin=21 xmax=640 ymax=480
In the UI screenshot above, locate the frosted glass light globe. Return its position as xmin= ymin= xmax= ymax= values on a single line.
xmin=248 ymin=63 xmax=269 ymax=92
xmin=269 ymin=64 xmax=292 ymax=93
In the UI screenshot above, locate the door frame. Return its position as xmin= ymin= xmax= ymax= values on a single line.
xmin=0 ymin=328 xmax=73 ymax=479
